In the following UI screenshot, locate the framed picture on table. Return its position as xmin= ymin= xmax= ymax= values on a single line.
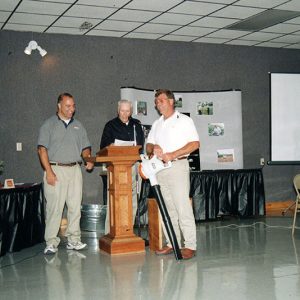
xmin=4 ymin=178 xmax=15 ymax=189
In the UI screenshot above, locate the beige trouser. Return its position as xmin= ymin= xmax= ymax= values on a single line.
xmin=43 ymin=165 xmax=83 ymax=247
xmin=156 ymin=159 xmax=197 ymax=250
xmin=104 ymin=163 xmax=140 ymax=234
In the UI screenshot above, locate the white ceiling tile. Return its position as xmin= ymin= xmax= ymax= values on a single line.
xmin=54 ymin=16 xmax=101 ymax=28
xmin=262 ymin=23 xmax=300 ymax=34
xmin=110 ymin=9 xmax=160 ymax=22
xmin=207 ymin=29 xmax=250 ymax=38
xmin=190 ymin=16 xmax=239 ymax=28
xmin=65 ymin=5 xmax=117 ymax=18
xmin=270 ymin=34 xmax=300 ymax=43
xmin=285 ymin=43 xmax=300 ymax=49
xmin=135 ymin=23 xmax=180 ymax=34
xmin=124 ymin=32 xmax=163 ymax=39
xmin=86 ymin=29 xmax=125 ymax=37
xmin=8 ymin=13 xmax=57 ymax=26
xmin=234 ymin=0 xmax=288 ymax=9
xmin=225 ymin=39 xmax=259 ymax=46
xmin=77 ymin=0 xmax=129 ymax=7
xmin=211 ymin=6 xmax=265 ymax=19
xmin=16 ymin=0 xmax=71 ymax=15
xmin=172 ymin=26 xmax=216 ymax=36
xmin=36 ymin=0 xmax=75 ymax=3
xmin=194 ymin=0 xmax=235 ymax=3
xmin=159 ymin=35 xmax=196 ymax=42
xmin=0 ymin=11 xmax=10 ymax=22
xmin=240 ymin=31 xmax=283 ymax=41
xmin=46 ymin=26 xmax=87 ymax=35
xmin=96 ymin=20 xmax=142 ymax=31
xmin=255 ymin=41 xmax=289 ymax=47
xmin=124 ymin=0 xmax=182 ymax=12
xmin=170 ymin=1 xmax=225 ymax=16
xmin=0 ymin=0 xmax=20 ymax=11
xmin=151 ymin=13 xmax=200 ymax=25
xmin=193 ymin=37 xmax=229 ymax=43
xmin=276 ymin=0 xmax=300 ymax=11
xmin=3 ymin=23 xmax=47 ymax=32
xmin=285 ymin=16 xmax=300 ymax=24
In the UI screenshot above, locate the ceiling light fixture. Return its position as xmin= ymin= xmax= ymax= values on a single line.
xmin=24 ymin=40 xmax=47 ymax=57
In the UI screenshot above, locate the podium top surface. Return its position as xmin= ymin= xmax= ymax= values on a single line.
xmin=96 ymin=145 xmax=141 ymax=157
xmin=85 ymin=145 xmax=141 ymax=164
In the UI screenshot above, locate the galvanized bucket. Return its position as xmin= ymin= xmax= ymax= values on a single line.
xmin=80 ymin=204 xmax=106 ymax=232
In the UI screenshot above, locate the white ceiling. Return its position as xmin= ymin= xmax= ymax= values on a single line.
xmin=1 ymin=0 xmax=300 ymax=49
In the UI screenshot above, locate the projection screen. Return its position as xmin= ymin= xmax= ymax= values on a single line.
xmin=270 ymin=72 xmax=300 ymax=164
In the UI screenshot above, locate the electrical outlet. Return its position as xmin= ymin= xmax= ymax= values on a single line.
xmin=260 ymin=158 xmax=265 ymax=166
xmin=16 ymin=142 xmax=22 ymax=151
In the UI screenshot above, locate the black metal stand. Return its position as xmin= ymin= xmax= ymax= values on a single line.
xmin=135 ymin=167 xmax=149 ymax=246
xmin=152 ymin=184 xmax=182 ymax=261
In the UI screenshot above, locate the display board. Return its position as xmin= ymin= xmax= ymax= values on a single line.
xmin=270 ymin=73 xmax=300 ymax=164
xmin=121 ymin=87 xmax=243 ymax=170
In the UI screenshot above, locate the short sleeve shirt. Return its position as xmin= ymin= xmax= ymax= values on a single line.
xmin=37 ymin=115 xmax=91 ymax=163
xmin=147 ymin=111 xmax=199 ymax=153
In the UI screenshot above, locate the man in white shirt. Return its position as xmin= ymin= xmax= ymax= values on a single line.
xmin=146 ymin=89 xmax=200 ymax=260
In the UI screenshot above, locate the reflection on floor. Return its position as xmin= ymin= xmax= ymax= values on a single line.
xmin=1 ymin=217 xmax=300 ymax=300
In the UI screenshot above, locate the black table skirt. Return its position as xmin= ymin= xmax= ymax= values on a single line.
xmin=0 ymin=183 xmax=45 ymax=256
xmin=137 ymin=169 xmax=265 ymax=222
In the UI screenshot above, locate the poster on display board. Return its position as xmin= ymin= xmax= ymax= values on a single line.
xmin=121 ymin=87 xmax=243 ymax=170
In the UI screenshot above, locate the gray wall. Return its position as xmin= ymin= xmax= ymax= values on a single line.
xmin=1 ymin=29 xmax=300 ymax=204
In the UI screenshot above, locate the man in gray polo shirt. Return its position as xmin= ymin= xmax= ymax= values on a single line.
xmin=38 ymin=92 xmax=94 ymax=255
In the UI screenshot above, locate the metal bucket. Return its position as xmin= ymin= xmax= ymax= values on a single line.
xmin=80 ymin=204 xmax=106 ymax=232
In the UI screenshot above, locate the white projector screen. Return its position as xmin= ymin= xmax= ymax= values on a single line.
xmin=270 ymin=73 xmax=300 ymax=164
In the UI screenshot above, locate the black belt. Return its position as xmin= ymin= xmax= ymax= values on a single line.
xmin=50 ymin=162 xmax=82 ymax=167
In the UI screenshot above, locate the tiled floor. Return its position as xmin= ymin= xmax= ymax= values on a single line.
xmin=1 ymin=217 xmax=300 ymax=300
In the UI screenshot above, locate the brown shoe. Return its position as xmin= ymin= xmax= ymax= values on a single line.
xmin=181 ymin=248 xmax=196 ymax=260
xmin=155 ymin=246 xmax=173 ymax=256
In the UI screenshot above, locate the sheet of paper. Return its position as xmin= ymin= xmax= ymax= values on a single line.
xmin=114 ymin=139 xmax=135 ymax=146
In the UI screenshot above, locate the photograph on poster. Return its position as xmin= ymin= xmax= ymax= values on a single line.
xmin=197 ymin=101 xmax=213 ymax=115
xmin=174 ymin=94 xmax=183 ymax=108
xmin=208 ymin=123 xmax=224 ymax=136
xmin=217 ymin=149 xmax=234 ymax=163
xmin=136 ymin=101 xmax=147 ymax=116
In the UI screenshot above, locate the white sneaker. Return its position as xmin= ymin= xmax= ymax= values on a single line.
xmin=44 ymin=244 xmax=58 ymax=255
xmin=66 ymin=241 xmax=87 ymax=251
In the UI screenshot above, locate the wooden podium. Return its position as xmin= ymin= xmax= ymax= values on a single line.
xmin=87 ymin=146 xmax=145 ymax=255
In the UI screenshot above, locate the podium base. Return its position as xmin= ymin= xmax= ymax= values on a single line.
xmin=99 ymin=234 xmax=145 ymax=255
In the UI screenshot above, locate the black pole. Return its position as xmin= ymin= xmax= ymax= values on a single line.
xmin=152 ymin=185 xmax=182 ymax=260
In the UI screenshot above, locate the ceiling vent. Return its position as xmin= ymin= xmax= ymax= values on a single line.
xmin=227 ymin=9 xmax=300 ymax=31
xmin=79 ymin=21 xmax=94 ymax=31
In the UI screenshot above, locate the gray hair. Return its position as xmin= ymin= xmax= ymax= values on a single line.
xmin=118 ymin=99 xmax=133 ymax=113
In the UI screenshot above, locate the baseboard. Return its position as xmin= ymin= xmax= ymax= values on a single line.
xmin=266 ymin=200 xmax=295 ymax=216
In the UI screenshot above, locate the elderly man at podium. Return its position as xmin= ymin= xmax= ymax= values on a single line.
xmin=100 ymin=99 xmax=144 ymax=234
xmin=146 ymin=89 xmax=200 ymax=260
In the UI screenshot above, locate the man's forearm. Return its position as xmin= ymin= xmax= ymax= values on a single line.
xmin=37 ymin=146 xmax=52 ymax=172
xmin=146 ymin=143 xmax=154 ymax=157
xmin=82 ymin=147 xmax=92 ymax=159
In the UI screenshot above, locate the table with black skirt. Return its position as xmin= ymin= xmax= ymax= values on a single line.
xmin=0 ymin=183 xmax=45 ymax=256
xmin=137 ymin=169 xmax=265 ymax=222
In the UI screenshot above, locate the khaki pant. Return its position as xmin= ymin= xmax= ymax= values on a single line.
xmin=43 ymin=165 xmax=83 ymax=247
xmin=156 ymin=159 xmax=196 ymax=250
